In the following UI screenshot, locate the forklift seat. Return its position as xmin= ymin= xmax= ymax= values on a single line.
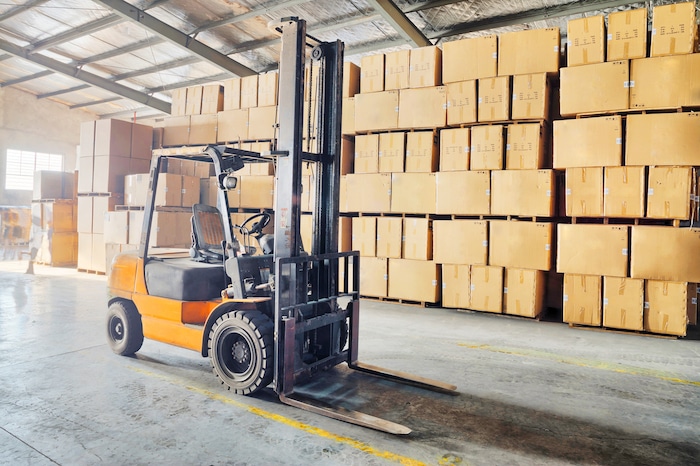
xmin=144 ymin=257 xmax=226 ymax=301
xmin=190 ymin=204 xmax=225 ymax=263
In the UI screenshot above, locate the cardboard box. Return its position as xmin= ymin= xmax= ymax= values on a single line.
xmin=470 ymin=124 xmax=504 ymax=170
xmin=506 ymin=123 xmax=546 ymax=169
xmin=170 ymin=88 xmax=188 ymax=116
xmin=179 ymin=159 xmax=196 ymax=177
xmin=385 ymin=50 xmax=410 ymax=90
xmin=504 ymin=269 xmax=546 ymax=318
xmin=130 ymin=158 xmax=150 ymax=176
xmin=239 ymin=175 xmax=274 ymax=209
xmin=470 ymin=265 xmax=503 ymax=313
xmin=402 ymin=217 xmax=432 ymax=260
xmin=40 ymin=200 xmax=75 ymax=232
xmin=629 ymin=54 xmax=700 ymax=109
xmin=91 ymin=233 xmax=106 ymax=273
xmin=491 ymin=170 xmax=555 ymax=217
xmin=300 ymin=174 xmax=314 ymax=211
xmin=189 ymin=114 xmax=217 ymax=145
xmin=77 ymin=196 xmax=93 ymax=234
xmin=398 ymin=87 xmax=447 ymax=129
xmin=603 ymin=166 xmax=645 ymax=218
xmin=489 ymin=220 xmax=553 ymax=271
xmin=352 ymin=216 xmax=377 ymax=257
xmin=149 ymin=211 xmax=190 ymax=248
xmin=304 ymin=64 xmax=320 ymax=102
xmin=341 ymin=97 xmax=355 ymax=135
xmin=625 ymin=113 xmax=700 ymax=166
xmin=162 ymin=115 xmax=190 ymax=146
xmin=79 ymin=121 xmax=95 ymax=158
xmin=388 ymin=259 xmax=440 ymax=303
xmin=553 ymin=116 xmax=622 ymax=169
xmin=557 ymin=224 xmax=629 ymax=277
xmin=645 ymin=281 xmax=694 ymax=336
xmin=409 ymin=45 xmax=442 ymax=88
xmin=567 ymin=15 xmax=606 ymax=66
xmin=440 ymin=128 xmax=470 ymax=171
xmin=240 ymin=75 xmax=258 ymax=109
xmin=378 ymin=132 xmax=405 ymax=173
xmin=607 ymin=8 xmax=648 ymax=61
xmin=92 ymin=195 xmax=120 ymax=234
xmin=360 ymin=53 xmax=384 ymax=93
xmin=200 ymin=177 xmax=218 ymax=207
xmin=405 ymin=131 xmax=437 ymax=173
xmin=478 ymin=76 xmax=510 ymax=122
xmin=130 ymin=123 xmax=153 ymax=159
xmin=248 ymin=106 xmax=277 ymax=140
xmin=124 ymin=173 xmax=149 ymax=207
xmin=33 ymin=171 xmax=74 ymax=200
xmin=376 ymin=217 xmax=402 ymax=258
xmin=201 ymin=84 xmax=224 ymax=114
xmin=155 ymin=173 xmax=182 ymax=207
xmin=338 ymin=216 xmax=352 ymax=253
xmin=345 ymin=174 xmax=392 ymax=212
xmin=563 ymin=274 xmax=602 ymax=326
xmin=631 ymin=226 xmax=700 ymax=282
xmin=390 ymin=173 xmax=435 ymax=214
xmin=340 ymin=136 xmax=354 ymax=176
xmin=360 ymin=257 xmax=388 ymax=297
xmin=94 ymin=119 xmax=131 ymax=157
xmin=446 ymin=80 xmax=477 ymax=125
xmin=185 ymin=85 xmax=203 ymax=115
xmin=343 ymin=62 xmax=361 ymax=97
xmin=127 ymin=210 xmax=144 ymax=246
xmin=559 ymin=60 xmax=630 ymax=116
xmin=443 ymin=35 xmax=498 ymax=83
xmin=38 ymin=231 xmax=78 ymax=266
xmin=92 ymin=155 xmax=131 ymax=193
xmin=435 ymin=171 xmax=490 ymax=215
xmin=77 ymin=232 xmax=92 ymax=270
xmin=511 ymin=73 xmax=550 ymax=120
xmin=566 ymin=167 xmax=604 ymax=217
xmin=498 ymin=28 xmax=561 ymax=76
xmin=354 ymin=91 xmax=399 ymax=132
xmin=181 ymin=175 xmax=199 ymax=208
xmin=354 ymin=134 xmax=379 ymax=174
xmin=77 ymin=157 xmax=94 ymax=193
xmin=651 ymin=2 xmax=697 ymax=57
xmin=217 ymin=109 xmax=249 ymax=142
xmin=257 ymin=72 xmax=278 ymax=107
xmin=647 ymin=166 xmax=693 ymax=220
xmin=433 ymin=220 xmax=488 ymax=265
xmin=223 ymin=78 xmax=241 ymax=110
xmin=603 ymin=276 xmax=644 ymax=331
xmin=442 ymin=264 xmax=471 ymax=309
xmin=104 ymin=211 xmax=129 ymax=244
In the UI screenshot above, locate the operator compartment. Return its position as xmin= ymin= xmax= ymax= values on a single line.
xmin=144 ymin=253 xmax=227 ymax=302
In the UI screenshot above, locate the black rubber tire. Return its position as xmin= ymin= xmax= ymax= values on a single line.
xmin=208 ymin=310 xmax=274 ymax=395
xmin=106 ymin=300 xmax=144 ymax=356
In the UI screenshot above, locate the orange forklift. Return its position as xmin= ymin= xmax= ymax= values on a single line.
xmin=105 ymin=17 xmax=456 ymax=434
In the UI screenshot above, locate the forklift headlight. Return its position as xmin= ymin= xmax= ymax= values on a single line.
xmin=224 ymin=175 xmax=238 ymax=190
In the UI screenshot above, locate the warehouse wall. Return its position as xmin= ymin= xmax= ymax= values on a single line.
xmin=0 ymin=87 xmax=95 ymax=206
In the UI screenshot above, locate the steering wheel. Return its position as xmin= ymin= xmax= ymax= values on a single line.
xmin=239 ymin=212 xmax=271 ymax=238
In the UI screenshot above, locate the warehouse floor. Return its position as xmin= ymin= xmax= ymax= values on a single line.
xmin=1 ymin=261 xmax=699 ymax=466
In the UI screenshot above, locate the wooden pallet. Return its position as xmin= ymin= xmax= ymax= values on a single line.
xmin=77 ymin=268 xmax=106 ymax=276
xmin=360 ymin=295 xmax=439 ymax=308
xmin=567 ymin=323 xmax=679 ymax=339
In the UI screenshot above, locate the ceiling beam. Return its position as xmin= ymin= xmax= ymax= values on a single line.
xmin=91 ymin=0 xmax=256 ymax=77
xmin=112 ymin=55 xmax=200 ymax=81
xmin=74 ymin=36 xmax=164 ymax=65
xmin=37 ymin=84 xmax=90 ymax=99
xmin=191 ymin=0 xmax=312 ymax=34
xmin=99 ymin=107 xmax=164 ymax=119
xmin=29 ymin=15 xmax=124 ymax=53
xmin=365 ymin=0 xmax=430 ymax=47
xmin=403 ymin=0 xmax=461 ymax=14
xmin=0 ymin=0 xmax=50 ymax=22
xmin=346 ymin=37 xmax=410 ymax=56
xmin=0 ymin=38 xmax=170 ymax=113
xmin=1 ymin=69 xmax=54 ymax=87
xmin=147 ymin=72 xmax=230 ymax=93
xmin=0 ymin=53 xmax=11 ymax=61
xmin=70 ymin=96 xmax=122 ymax=109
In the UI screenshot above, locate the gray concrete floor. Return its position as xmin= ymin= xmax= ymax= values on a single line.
xmin=0 ymin=261 xmax=699 ymax=466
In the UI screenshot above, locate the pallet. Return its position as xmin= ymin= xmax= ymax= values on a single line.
xmin=77 ymin=268 xmax=106 ymax=276
xmin=572 ymin=106 xmax=700 ymax=119
xmin=31 ymin=198 xmax=75 ymax=204
xmin=115 ymin=205 xmax=191 ymax=213
xmin=360 ymin=296 xmax=439 ymax=308
xmin=567 ymin=323 xmax=679 ymax=339
xmin=569 ymin=217 xmax=683 ymax=227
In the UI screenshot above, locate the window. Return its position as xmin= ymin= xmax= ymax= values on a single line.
xmin=5 ymin=149 xmax=64 ymax=190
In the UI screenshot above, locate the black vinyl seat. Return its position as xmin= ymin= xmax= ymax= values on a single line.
xmin=190 ymin=203 xmax=225 ymax=263
xmin=144 ymin=257 xmax=226 ymax=301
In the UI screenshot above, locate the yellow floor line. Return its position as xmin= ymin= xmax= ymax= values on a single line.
xmin=128 ymin=366 xmax=427 ymax=466
xmin=459 ymin=343 xmax=700 ymax=387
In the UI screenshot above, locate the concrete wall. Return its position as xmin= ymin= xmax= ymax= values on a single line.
xmin=0 ymin=87 xmax=95 ymax=206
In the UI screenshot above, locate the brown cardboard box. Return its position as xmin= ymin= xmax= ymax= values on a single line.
xmin=239 ymin=175 xmax=274 ymax=209
xmin=398 ymin=87 xmax=447 ymax=129
xmin=440 ymin=128 xmax=470 ymax=171
xmin=79 ymin=121 xmax=95 ymax=158
xmin=631 ymin=226 xmax=700 ymax=282
xmin=435 ymin=171 xmax=490 ymax=215
xmin=446 ymin=80 xmax=477 ymax=125
xmin=409 ymin=46 xmax=442 ymax=88
xmin=629 ymin=54 xmax=700 ymax=109
xmin=559 ymin=60 xmax=629 ymax=116
xmin=41 ymin=200 xmax=75 ymax=232
xmin=478 ymin=76 xmax=510 ymax=122
xmin=506 ymin=123 xmax=546 ymax=169
xmin=405 ymin=131 xmax=437 ymax=173
xmin=566 ymin=167 xmax=604 ymax=217
xmin=607 ymin=8 xmax=648 ymax=61
xmin=563 ymin=274 xmax=602 ymax=326
xmin=491 ymin=170 xmax=555 ymax=217
xmin=258 ymin=72 xmax=278 ymax=107
xmin=645 ymin=280 xmax=693 ymax=336
xmin=339 ymin=217 xmax=352 ymax=253
xmin=340 ymin=136 xmax=354 ymax=176
xmin=304 ymin=64 xmax=321 ymax=101
xmin=240 ymin=75 xmax=258 ymax=109
xmin=603 ymin=276 xmax=644 ymax=331
xmin=179 ymin=159 xmax=196 ymax=177
xmin=345 ymin=173 xmax=392 ymax=212
xmin=443 ymin=35 xmax=498 ymax=83
xmin=376 ymin=217 xmax=402 ymax=258
xmin=199 ymin=177 xmax=218 ymax=207
xmin=104 ymin=211 xmax=129 ymax=244
xmin=223 ymin=78 xmax=241 ymax=110
xmin=185 ymin=85 xmax=203 ymax=115
xmin=124 ymin=173 xmax=149 ymax=206
xmin=154 ymin=173 xmax=181 ymax=207
xmin=163 ymin=116 xmax=190 ymax=146
xmin=625 ymin=113 xmax=700 ymax=166
xmin=94 ymin=119 xmax=131 ymax=157
xmin=77 ymin=196 xmax=93 ymax=234
xmin=343 ymin=62 xmax=361 ymax=97
xmin=217 ymin=109 xmax=249 ymax=142
xmin=149 ymin=212 xmax=187 ymax=248
xmin=489 ymin=220 xmax=553 ymax=271
xmin=248 ymin=106 xmax=277 ymax=140
xmin=388 ymin=259 xmax=440 ymax=303
xmin=504 ymin=269 xmax=546 ymax=318
xmin=553 ymin=116 xmax=622 ymax=168
xmin=567 ymin=15 xmax=606 ymax=66
xmin=390 ymin=173 xmax=435 ymax=214
xmin=131 ymin=123 xmax=153 ymax=159
xmin=33 ymin=171 xmax=74 ymax=200
xmin=91 ymin=233 xmax=106 ymax=273
xmin=470 ymin=124 xmax=504 ymax=170
xmin=201 ymin=84 xmax=224 ymax=114
xmin=498 ymin=28 xmax=561 ymax=76
xmin=189 ymin=114 xmax=218 ymax=145
xmin=152 ymin=127 xmax=163 ymax=150
xmin=301 ymin=174 xmax=316 ymax=212
xmin=470 ymin=265 xmax=503 ymax=313
xmin=170 ymin=88 xmax=188 ymax=116
xmin=359 ymin=257 xmax=388 ymax=297
xmin=226 ymin=179 xmax=240 ymax=208
xmin=433 ymin=220 xmax=488 ymax=265
xmin=385 ymin=50 xmax=410 ymax=90
xmin=38 ymin=231 xmax=78 ymax=267
xmin=195 ymin=161 xmax=214 ymax=178
xmin=511 ymin=73 xmax=550 ymax=120
xmin=651 ymin=2 xmax=697 ymax=57
xmin=92 ymin=195 xmax=120 ymax=234
xmin=442 ymin=264 xmax=471 ymax=309
xmin=360 ymin=54 xmax=385 ymax=93
xmin=77 ymin=232 xmax=92 ymax=270
xmin=300 ymin=214 xmax=313 ymax=252
xmin=378 ymin=132 xmax=405 ymax=173
xmin=557 ymin=224 xmax=629 ymax=277
xmin=77 ymin=157 xmax=94 ymax=193
xmin=92 ymin=155 xmax=131 ymax=193
xmin=129 ymin=158 xmax=150 ymax=176
xmin=647 ymin=166 xmax=693 ymax=220
xmin=402 ymin=217 xmax=432 ymax=260
xmin=354 ymin=134 xmax=380 ymax=174
xmin=341 ymin=97 xmax=355 ymax=135
xmin=354 ymin=91 xmax=399 ymax=132
xmin=181 ymin=175 xmax=199 ymax=207
xmin=604 ymin=166 xmax=646 ymax=218
xmin=352 ymin=216 xmax=377 ymax=257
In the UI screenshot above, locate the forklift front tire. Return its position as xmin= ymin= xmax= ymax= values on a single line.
xmin=106 ymin=300 xmax=144 ymax=356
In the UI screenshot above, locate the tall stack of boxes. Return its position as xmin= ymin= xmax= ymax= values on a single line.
xmin=31 ymin=171 xmax=78 ymax=266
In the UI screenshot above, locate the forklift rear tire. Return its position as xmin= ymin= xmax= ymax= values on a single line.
xmin=208 ymin=311 xmax=274 ymax=395
xmin=106 ymin=300 xmax=144 ymax=356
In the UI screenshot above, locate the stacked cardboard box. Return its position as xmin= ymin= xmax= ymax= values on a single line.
xmin=31 ymin=171 xmax=78 ymax=266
